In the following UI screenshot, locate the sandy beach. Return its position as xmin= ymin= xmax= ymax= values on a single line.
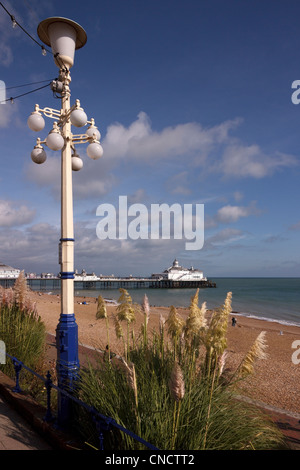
xmin=31 ymin=291 xmax=300 ymax=416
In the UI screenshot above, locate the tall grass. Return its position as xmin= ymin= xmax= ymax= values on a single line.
xmin=0 ymin=273 xmax=46 ymax=377
xmin=78 ymin=288 xmax=285 ymax=450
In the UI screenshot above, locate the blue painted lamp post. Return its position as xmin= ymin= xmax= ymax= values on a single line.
xmin=28 ymin=17 xmax=103 ymax=426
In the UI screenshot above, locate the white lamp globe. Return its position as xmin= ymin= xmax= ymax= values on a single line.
xmin=86 ymin=124 xmax=101 ymax=141
xmin=31 ymin=146 xmax=47 ymax=164
xmin=87 ymin=142 xmax=103 ymax=160
xmin=27 ymin=112 xmax=45 ymax=132
xmin=46 ymin=129 xmax=64 ymax=151
xmin=72 ymin=154 xmax=83 ymax=171
xmin=70 ymin=108 xmax=87 ymax=127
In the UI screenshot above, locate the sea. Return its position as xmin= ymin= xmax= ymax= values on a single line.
xmin=68 ymin=277 xmax=300 ymax=328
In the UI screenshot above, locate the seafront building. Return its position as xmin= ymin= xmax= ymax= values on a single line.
xmin=0 ymin=263 xmax=20 ymax=279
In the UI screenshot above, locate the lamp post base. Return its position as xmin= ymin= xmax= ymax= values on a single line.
xmin=56 ymin=313 xmax=79 ymax=428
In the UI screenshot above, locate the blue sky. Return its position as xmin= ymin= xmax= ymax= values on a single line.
xmin=0 ymin=0 xmax=300 ymax=278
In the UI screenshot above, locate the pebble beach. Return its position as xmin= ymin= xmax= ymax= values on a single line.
xmin=31 ymin=291 xmax=300 ymax=416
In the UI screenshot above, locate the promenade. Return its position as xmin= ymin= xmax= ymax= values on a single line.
xmin=0 ymin=394 xmax=52 ymax=450
xmin=0 ymin=335 xmax=94 ymax=451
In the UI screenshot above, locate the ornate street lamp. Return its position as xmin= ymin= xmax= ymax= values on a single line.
xmin=28 ymin=17 xmax=103 ymax=426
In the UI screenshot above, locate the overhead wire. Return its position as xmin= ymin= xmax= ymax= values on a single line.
xmin=5 ymin=79 xmax=56 ymax=91
xmin=0 ymin=2 xmax=70 ymax=103
xmin=0 ymin=1 xmax=69 ymax=71
xmin=0 ymin=81 xmax=53 ymax=104
xmin=0 ymin=1 xmax=51 ymax=55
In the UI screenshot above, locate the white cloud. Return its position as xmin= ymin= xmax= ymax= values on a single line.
xmin=216 ymin=201 xmax=261 ymax=224
xmin=0 ymin=222 xmax=59 ymax=272
xmin=73 ymin=171 xmax=116 ymax=199
xmin=0 ymin=218 xmax=184 ymax=275
xmin=205 ymin=228 xmax=246 ymax=247
xmin=205 ymin=201 xmax=261 ymax=229
xmin=74 ymin=229 xmax=185 ymax=276
xmin=24 ymin=155 xmax=61 ymax=201
xmin=103 ymin=112 xmax=240 ymax=163
xmin=220 ymin=144 xmax=298 ymax=178
xmin=0 ymin=200 xmax=35 ymax=227
xmin=25 ymin=153 xmax=116 ymax=200
xmin=103 ymin=113 xmax=298 ymax=180
xmin=0 ymin=100 xmax=20 ymax=127
xmin=25 ymin=112 xmax=299 ymax=203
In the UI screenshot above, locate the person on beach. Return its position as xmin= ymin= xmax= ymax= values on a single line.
xmin=231 ymin=317 xmax=237 ymax=327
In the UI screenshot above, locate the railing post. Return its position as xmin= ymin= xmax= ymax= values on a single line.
xmin=44 ymin=370 xmax=53 ymax=422
xmin=12 ymin=358 xmax=22 ymax=393
xmin=91 ymin=408 xmax=112 ymax=451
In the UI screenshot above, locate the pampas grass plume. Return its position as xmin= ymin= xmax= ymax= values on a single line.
xmin=169 ymin=362 xmax=185 ymax=402
xmin=185 ymin=288 xmax=207 ymax=340
xmin=238 ymin=331 xmax=268 ymax=378
xmin=142 ymin=294 xmax=150 ymax=325
xmin=96 ymin=295 xmax=107 ymax=319
xmin=113 ymin=314 xmax=124 ymax=339
xmin=166 ymin=306 xmax=184 ymax=340
xmin=117 ymin=289 xmax=135 ymax=323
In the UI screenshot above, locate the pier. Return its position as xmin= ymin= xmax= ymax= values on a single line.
xmin=0 ymin=259 xmax=216 ymax=291
xmin=0 ymin=277 xmax=216 ymax=291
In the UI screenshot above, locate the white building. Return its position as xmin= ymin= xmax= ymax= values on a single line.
xmin=152 ymin=259 xmax=206 ymax=281
xmin=74 ymin=269 xmax=99 ymax=281
xmin=0 ymin=263 xmax=21 ymax=279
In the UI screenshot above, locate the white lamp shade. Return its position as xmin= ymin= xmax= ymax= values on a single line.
xmin=27 ymin=113 xmax=45 ymax=132
xmin=70 ymin=108 xmax=87 ymax=127
xmin=72 ymin=155 xmax=83 ymax=171
xmin=37 ymin=18 xmax=87 ymax=69
xmin=87 ymin=142 xmax=103 ymax=160
xmin=31 ymin=146 xmax=47 ymax=164
xmin=86 ymin=125 xmax=101 ymax=141
xmin=46 ymin=131 xmax=65 ymax=151
xmin=48 ymin=22 xmax=77 ymax=68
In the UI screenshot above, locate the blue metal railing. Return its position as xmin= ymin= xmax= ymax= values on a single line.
xmin=3 ymin=352 xmax=159 ymax=451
